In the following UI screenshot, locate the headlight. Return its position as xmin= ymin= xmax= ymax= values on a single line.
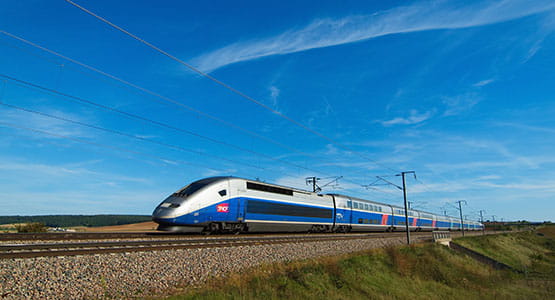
xmin=159 ymin=203 xmax=180 ymax=208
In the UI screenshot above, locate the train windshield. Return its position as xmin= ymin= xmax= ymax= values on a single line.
xmin=173 ymin=177 xmax=227 ymax=198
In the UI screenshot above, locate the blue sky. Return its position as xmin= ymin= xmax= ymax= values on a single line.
xmin=1 ymin=0 xmax=554 ymax=222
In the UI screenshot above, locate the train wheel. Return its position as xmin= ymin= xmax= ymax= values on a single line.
xmin=202 ymin=222 xmax=220 ymax=235
xmin=336 ymin=225 xmax=350 ymax=233
xmin=233 ymin=223 xmax=245 ymax=235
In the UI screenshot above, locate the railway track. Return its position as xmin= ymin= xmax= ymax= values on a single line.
xmin=0 ymin=232 xmax=173 ymax=241
xmin=0 ymin=230 xmax=486 ymax=242
xmin=0 ymin=232 xmax=433 ymax=259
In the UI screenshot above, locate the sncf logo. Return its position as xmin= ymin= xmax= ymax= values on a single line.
xmin=216 ymin=203 xmax=229 ymax=213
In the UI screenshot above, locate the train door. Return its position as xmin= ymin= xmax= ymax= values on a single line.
xmin=414 ymin=211 xmax=421 ymax=230
xmin=389 ymin=205 xmax=396 ymax=231
xmin=217 ymin=180 xmax=233 ymax=222
xmin=226 ymin=180 xmax=244 ymax=223
xmin=236 ymin=197 xmax=245 ymax=223
xmin=331 ymin=195 xmax=336 ymax=229
xmin=347 ymin=197 xmax=353 ymax=225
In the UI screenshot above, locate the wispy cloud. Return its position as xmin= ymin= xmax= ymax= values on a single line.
xmin=0 ymin=190 xmax=162 ymax=215
xmin=494 ymin=122 xmax=555 ymax=134
xmin=317 ymin=161 xmax=380 ymax=170
xmin=381 ymin=109 xmax=434 ymax=126
xmin=0 ymin=158 xmax=150 ymax=184
xmin=442 ymin=93 xmax=481 ymax=116
xmin=473 ymin=79 xmax=495 ymax=87
xmin=192 ymin=0 xmax=555 ymax=72
xmin=0 ymin=106 xmax=91 ymax=139
xmin=475 ymin=175 xmax=502 ymax=180
xmin=268 ymin=85 xmax=280 ymax=111
xmin=477 ymin=180 xmax=555 ymax=190
xmin=522 ymin=10 xmax=555 ymax=63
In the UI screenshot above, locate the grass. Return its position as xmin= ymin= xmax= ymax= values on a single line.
xmin=538 ymin=225 xmax=555 ymax=239
xmin=163 ymin=229 xmax=555 ymax=300
xmin=456 ymin=229 xmax=555 ymax=277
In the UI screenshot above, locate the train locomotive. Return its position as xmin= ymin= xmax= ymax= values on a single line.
xmin=152 ymin=176 xmax=483 ymax=233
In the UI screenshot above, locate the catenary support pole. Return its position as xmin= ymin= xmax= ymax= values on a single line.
xmin=479 ymin=210 xmax=485 ymax=235
xmin=402 ymin=172 xmax=410 ymax=244
xmin=456 ymin=200 xmax=466 ymax=236
xmin=399 ymin=171 xmax=415 ymax=245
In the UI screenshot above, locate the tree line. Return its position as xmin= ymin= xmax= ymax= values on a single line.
xmin=0 ymin=215 xmax=152 ymax=227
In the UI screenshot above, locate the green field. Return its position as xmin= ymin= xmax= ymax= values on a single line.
xmin=166 ymin=228 xmax=555 ymax=300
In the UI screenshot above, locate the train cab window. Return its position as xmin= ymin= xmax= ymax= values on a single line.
xmin=175 ymin=177 xmax=227 ymax=197
xmin=218 ymin=189 xmax=227 ymax=196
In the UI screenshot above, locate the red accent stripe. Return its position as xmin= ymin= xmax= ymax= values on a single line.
xmin=412 ymin=218 xmax=418 ymax=226
xmin=381 ymin=214 xmax=388 ymax=225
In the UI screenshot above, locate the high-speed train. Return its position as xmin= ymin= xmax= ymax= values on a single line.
xmin=152 ymin=176 xmax=483 ymax=233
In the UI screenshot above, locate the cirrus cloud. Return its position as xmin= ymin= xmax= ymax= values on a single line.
xmin=192 ymin=0 xmax=555 ymax=72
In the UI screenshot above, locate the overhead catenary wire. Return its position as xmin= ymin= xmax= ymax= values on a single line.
xmin=0 ymin=111 xmax=395 ymax=198
xmin=0 ymin=120 xmax=228 ymax=173
xmin=1 ymin=74 xmax=386 ymax=190
xmin=0 ymin=30 xmax=314 ymax=160
xmin=0 ymin=100 xmax=267 ymax=172
xmin=0 ymin=31 xmax=399 ymax=198
xmin=63 ymin=0 xmax=399 ymax=174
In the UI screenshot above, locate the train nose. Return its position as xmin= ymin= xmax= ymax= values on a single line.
xmin=153 ymin=203 xmax=182 ymax=218
xmin=152 ymin=206 xmax=177 ymax=218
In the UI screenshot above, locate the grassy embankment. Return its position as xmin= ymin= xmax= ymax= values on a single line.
xmin=165 ymin=227 xmax=555 ymax=300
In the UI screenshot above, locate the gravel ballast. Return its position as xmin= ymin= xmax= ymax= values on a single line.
xmin=0 ymin=236 xmax=410 ymax=299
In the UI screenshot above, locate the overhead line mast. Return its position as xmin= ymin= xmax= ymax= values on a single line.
xmin=456 ymin=200 xmax=467 ymax=236
xmin=367 ymin=171 xmax=416 ymax=244
xmin=64 ymin=0 xmax=398 ymax=174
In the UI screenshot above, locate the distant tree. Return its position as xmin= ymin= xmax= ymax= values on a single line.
xmin=14 ymin=222 xmax=48 ymax=233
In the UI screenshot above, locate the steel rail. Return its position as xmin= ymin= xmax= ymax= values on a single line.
xmin=0 ymin=232 xmax=173 ymax=241
xmin=0 ymin=232 xmax=431 ymax=259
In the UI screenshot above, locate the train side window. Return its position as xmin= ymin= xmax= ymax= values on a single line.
xmin=218 ymin=189 xmax=227 ymax=196
xmin=365 ymin=204 xmax=369 ymax=210
xmin=246 ymin=182 xmax=293 ymax=196
xmin=347 ymin=200 xmax=352 ymax=208
xmin=353 ymin=202 xmax=358 ymax=209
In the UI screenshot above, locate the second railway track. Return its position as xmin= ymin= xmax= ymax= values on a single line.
xmin=1 ymin=232 xmax=431 ymax=259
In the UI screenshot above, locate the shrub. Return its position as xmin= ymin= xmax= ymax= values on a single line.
xmin=14 ymin=222 xmax=48 ymax=233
